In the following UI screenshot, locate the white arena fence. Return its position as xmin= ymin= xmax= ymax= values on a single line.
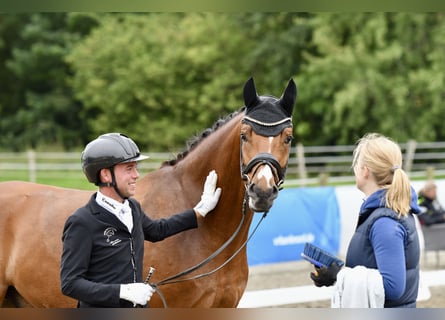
xmin=2 ymin=140 xmax=445 ymax=185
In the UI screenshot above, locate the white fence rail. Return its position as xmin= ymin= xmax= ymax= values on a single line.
xmin=286 ymin=140 xmax=445 ymax=185
xmin=1 ymin=140 xmax=445 ymax=186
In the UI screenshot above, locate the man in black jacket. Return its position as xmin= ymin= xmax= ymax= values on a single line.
xmin=417 ymin=181 xmax=445 ymax=226
xmin=60 ymin=133 xmax=221 ymax=307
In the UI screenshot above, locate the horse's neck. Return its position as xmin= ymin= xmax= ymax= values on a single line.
xmin=137 ymin=112 xmax=253 ymax=274
xmin=180 ymin=114 xmax=244 ymax=185
xmin=177 ymin=112 xmax=253 ymax=248
xmin=138 ymin=113 xmax=247 ymax=218
xmin=165 ymin=113 xmax=251 ymax=231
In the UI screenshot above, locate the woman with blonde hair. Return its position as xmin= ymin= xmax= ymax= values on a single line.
xmin=310 ymin=133 xmax=421 ymax=308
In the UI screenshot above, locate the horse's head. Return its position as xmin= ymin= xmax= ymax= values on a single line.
xmin=240 ymin=77 xmax=297 ymax=212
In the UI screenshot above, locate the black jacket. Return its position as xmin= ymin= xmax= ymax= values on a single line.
xmin=60 ymin=193 xmax=197 ymax=307
xmin=417 ymin=194 xmax=445 ymax=226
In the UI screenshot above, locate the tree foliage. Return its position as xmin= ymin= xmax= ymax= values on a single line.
xmin=67 ymin=13 xmax=255 ymax=151
xmin=0 ymin=12 xmax=444 ymax=151
xmin=297 ymin=12 xmax=445 ymax=145
xmin=0 ymin=13 xmax=98 ymax=150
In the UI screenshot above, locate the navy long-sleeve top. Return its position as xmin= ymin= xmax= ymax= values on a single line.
xmin=346 ymin=188 xmax=420 ymax=303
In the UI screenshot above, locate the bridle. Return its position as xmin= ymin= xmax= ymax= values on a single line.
xmin=150 ymin=191 xmax=263 ymax=307
xmin=241 ymin=152 xmax=287 ymax=190
xmin=148 ymin=124 xmax=290 ymax=308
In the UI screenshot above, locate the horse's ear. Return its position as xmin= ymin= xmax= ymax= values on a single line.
xmin=279 ymin=78 xmax=297 ymax=117
xmin=243 ymin=77 xmax=260 ymax=108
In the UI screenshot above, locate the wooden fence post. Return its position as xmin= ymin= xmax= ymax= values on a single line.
xmin=27 ymin=150 xmax=36 ymax=183
xmin=296 ymin=143 xmax=307 ymax=186
xmin=404 ymin=140 xmax=417 ymax=173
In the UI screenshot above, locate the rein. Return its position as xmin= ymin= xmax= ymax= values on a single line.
xmin=149 ymin=128 xmax=288 ymax=308
xmin=150 ymin=191 xmax=268 ymax=308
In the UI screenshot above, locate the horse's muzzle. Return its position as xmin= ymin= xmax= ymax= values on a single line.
xmin=247 ymin=182 xmax=279 ymax=212
xmin=242 ymin=153 xmax=284 ymax=212
xmin=242 ymin=153 xmax=285 ymax=186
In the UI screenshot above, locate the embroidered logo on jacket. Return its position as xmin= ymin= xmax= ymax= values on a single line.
xmin=103 ymin=227 xmax=122 ymax=246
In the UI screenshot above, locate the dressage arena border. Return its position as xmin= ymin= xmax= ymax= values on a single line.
xmin=238 ymin=259 xmax=445 ymax=308
xmin=238 ymin=269 xmax=445 ymax=307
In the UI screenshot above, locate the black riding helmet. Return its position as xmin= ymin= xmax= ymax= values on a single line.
xmin=81 ymin=133 xmax=149 ymax=187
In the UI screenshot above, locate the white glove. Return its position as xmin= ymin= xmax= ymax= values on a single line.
xmin=194 ymin=170 xmax=222 ymax=217
xmin=119 ymin=283 xmax=155 ymax=306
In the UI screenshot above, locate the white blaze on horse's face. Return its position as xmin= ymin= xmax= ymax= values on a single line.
xmin=256 ymin=165 xmax=274 ymax=191
xmin=267 ymin=137 xmax=274 ymax=153
xmin=248 ymin=162 xmax=275 ymax=212
xmin=256 ymin=137 xmax=275 ymax=189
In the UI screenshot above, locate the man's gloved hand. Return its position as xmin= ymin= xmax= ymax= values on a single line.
xmin=119 ymin=283 xmax=155 ymax=306
xmin=310 ymin=262 xmax=342 ymax=287
xmin=194 ymin=170 xmax=222 ymax=217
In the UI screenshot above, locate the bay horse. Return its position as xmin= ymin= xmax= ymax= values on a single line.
xmin=0 ymin=77 xmax=297 ymax=308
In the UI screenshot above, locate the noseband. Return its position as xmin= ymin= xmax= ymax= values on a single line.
xmin=241 ymin=152 xmax=287 ymax=189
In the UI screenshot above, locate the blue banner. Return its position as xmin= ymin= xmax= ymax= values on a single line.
xmin=247 ymin=187 xmax=341 ymax=266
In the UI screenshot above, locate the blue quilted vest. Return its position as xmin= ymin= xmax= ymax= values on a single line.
xmin=346 ymin=208 xmax=420 ymax=307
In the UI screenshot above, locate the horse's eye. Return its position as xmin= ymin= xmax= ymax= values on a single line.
xmin=285 ymin=136 xmax=293 ymax=144
xmin=240 ymin=133 xmax=248 ymax=142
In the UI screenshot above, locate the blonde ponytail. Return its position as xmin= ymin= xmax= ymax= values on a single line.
xmin=385 ymin=167 xmax=412 ymax=217
xmin=353 ymin=133 xmax=412 ymax=217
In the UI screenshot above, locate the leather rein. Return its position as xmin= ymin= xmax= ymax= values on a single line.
xmin=149 ymin=136 xmax=288 ymax=308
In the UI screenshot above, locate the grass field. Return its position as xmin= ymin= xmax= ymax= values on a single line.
xmin=0 ymin=169 xmax=97 ymax=190
xmin=0 ymin=151 xmax=163 ymax=190
xmin=1 ymin=168 xmax=434 ymax=191
xmin=1 ymin=150 xmax=438 ymax=190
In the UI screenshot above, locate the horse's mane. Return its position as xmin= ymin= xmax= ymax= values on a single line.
xmin=162 ymin=107 xmax=245 ymax=166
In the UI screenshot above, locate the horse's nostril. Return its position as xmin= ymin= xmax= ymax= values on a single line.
xmin=249 ymin=183 xmax=277 ymax=198
xmin=272 ymin=185 xmax=279 ymax=195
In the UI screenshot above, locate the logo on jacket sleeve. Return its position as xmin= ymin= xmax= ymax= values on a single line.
xmin=103 ymin=227 xmax=122 ymax=246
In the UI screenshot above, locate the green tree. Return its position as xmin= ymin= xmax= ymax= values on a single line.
xmin=0 ymin=14 xmax=32 ymax=150
xmin=235 ymin=13 xmax=313 ymax=91
xmin=67 ymin=13 xmax=254 ymax=151
xmin=297 ymin=12 xmax=445 ymax=145
xmin=0 ymin=13 xmax=99 ymax=150
xmin=4 ymin=13 xmax=444 ymax=152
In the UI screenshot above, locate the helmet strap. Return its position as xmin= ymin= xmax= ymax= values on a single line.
xmin=96 ymin=167 xmax=128 ymax=201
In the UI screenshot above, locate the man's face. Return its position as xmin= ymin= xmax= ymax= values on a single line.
xmin=113 ymin=161 xmax=140 ymax=198
xmin=425 ymin=186 xmax=437 ymax=200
